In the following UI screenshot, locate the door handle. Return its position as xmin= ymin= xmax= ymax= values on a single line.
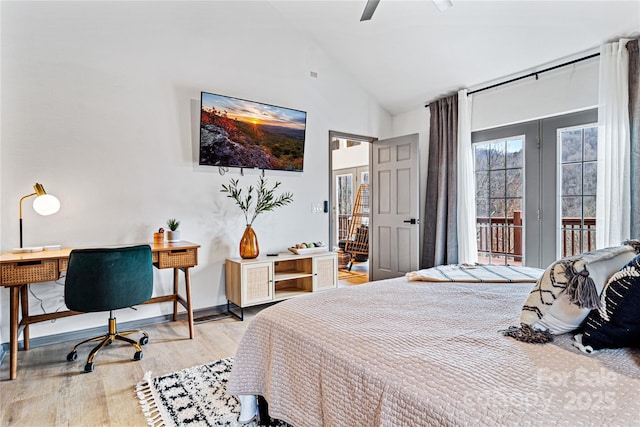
xmin=403 ymin=218 xmax=419 ymax=224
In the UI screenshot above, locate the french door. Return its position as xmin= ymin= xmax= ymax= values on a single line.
xmin=472 ymin=109 xmax=598 ymax=268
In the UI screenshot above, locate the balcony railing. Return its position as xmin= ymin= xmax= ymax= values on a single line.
xmin=560 ymin=216 xmax=597 ymax=256
xmin=342 ymin=211 xmax=596 ymax=262
xmin=476 ymin=211 xmax=523 ymax=262
xmin=476 ymin=210 xmax=596 ymax=262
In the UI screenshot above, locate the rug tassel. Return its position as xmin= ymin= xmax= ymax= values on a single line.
xmin=136 ymin=371 xmax=166 ymax=427
xmin=132 ymin=358 xmax=251 ymax=427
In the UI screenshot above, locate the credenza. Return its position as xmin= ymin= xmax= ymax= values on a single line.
xmin=225 ymin=251 xmax=338 ymax=320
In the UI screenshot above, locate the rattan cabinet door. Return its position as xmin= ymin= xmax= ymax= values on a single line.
xmin=241 ymin=262 xmax=273 ymax=306
xmin=313 ymin=254 xmax=338 ymax=292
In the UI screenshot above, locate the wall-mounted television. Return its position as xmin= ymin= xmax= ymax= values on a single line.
xmin=199 ymin=92 xmax=307 ymax=171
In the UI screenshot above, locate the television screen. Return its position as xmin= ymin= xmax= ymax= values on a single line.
xmin=199 ymin=92 xmax=306 ymax=171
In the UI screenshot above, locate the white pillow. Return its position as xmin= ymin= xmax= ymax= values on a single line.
xmin=520 ymin=244 xmax=637 ymax=335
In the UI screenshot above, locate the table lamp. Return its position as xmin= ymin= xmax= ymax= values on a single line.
xmin=19 ymin=183 xmax=61 ymax=248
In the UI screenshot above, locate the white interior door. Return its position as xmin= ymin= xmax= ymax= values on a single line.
xmin=370 ymin=134 xmax=420 ymax=280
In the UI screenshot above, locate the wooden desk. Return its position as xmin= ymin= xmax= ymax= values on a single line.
xmin=0 ymin=241 xmax=200 ymax=380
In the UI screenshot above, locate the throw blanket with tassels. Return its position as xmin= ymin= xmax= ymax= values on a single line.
xmin=406 ymin=265 xmax=543 ymax=283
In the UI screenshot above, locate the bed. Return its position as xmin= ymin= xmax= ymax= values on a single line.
xmin=227 ymin=274 xmax=640 ymax=426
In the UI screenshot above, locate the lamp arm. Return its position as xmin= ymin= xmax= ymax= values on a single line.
xmin=19 ymin=192 xmax=37 ymax=220
xmin=19 ymin=192 xmax=37 ymax=248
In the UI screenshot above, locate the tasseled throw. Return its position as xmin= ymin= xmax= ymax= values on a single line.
xmin=562 ymin=262 xmax=601 ymax=310
xmin=622 ymin=239 xmax=640 ymax=254
xmin=500 ymin=324 xmax=554 ymax=344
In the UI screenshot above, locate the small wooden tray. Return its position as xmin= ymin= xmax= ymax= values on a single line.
xmin=287 ymin=247 xmax=329 ymax=255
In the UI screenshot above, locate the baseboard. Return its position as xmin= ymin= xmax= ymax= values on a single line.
xmin=0 ymin=303 xmax=230 ymax=354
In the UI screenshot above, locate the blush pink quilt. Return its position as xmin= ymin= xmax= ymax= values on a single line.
xmin=227 ymin=278 xmax=640 ymax=426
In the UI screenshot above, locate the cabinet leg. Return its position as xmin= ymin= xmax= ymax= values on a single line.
xmin=227 ymin=301 xmax=244 ymax=321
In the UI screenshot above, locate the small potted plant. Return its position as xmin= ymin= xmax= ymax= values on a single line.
xmin=166 ymin=218 xmax=181 ymax=243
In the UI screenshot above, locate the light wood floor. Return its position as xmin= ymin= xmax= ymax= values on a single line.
xmin=0 ymin=276 xmax=368 ymax=426
xmin=337 ymin=261 xmax=369 ymax=286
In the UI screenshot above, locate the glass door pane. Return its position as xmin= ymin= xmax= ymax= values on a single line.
xmin=473 ymin=137 xmax=524 ymax=265
xmin=336 ymin=174 xmax=353 ymax=242
xmin=557 ymin=124 xmax=597 ymax=257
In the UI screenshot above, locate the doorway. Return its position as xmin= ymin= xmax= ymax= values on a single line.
xmin=471 ymin=109 xmax=598 ymax=268
xmin=329 ymin=131 xmax=374 ymax=284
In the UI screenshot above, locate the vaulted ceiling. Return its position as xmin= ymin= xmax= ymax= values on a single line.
xmin=269 ymin=0 xmax=640 ymax=115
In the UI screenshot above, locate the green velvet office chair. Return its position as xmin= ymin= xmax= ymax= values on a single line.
xmin=64 ymin=245 xmax=153 ymax=373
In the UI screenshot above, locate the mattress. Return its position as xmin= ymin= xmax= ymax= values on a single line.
xmin=227 ymin=277 xmax=640 ymax=426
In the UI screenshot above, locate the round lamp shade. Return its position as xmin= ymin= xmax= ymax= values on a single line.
xmin=33 ymin=194 xmax=60 ymax=216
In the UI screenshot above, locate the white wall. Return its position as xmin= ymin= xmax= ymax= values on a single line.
xmin=332 ymin=141 xmax=370 ymax=170
xmin=0 ymin=1 xmax=392 ymax=342
xmin=390 ymin=55 xmax=600 ymax=262
xmin=472 ymin=57 xmax=599 ymax=131
xmin=393 ymin=55 xmax=599 ymax=136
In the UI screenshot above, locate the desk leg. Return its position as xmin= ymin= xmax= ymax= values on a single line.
xmin=173 ymin=268 xmax=179 ymax=322
xmin=9 ymin=286 xmax=20 ymax=380
xmin=184 ymin=268 xmax=194 ymax=339
xmin=20 ymin=285 xmax=30 ymax=350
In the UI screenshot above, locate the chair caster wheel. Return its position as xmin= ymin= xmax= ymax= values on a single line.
xmin=139 ymin=336 xmax=149 ymax=346
xmin=84 ymin=362 xmax=94 ymax=373
xmin=67 ymin=351 xmax=77 ymax=362
xmin=134 ymin=351 xmax=143 ymax=361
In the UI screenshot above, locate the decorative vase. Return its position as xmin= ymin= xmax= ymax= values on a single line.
xmin=167 ymin=230 xmax=181 ymax=243
xmin=239 ymin=225 xmax=259 ymax=259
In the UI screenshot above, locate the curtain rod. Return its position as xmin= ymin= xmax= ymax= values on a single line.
xmin=424 ymin=52 xmax=600 ymax=108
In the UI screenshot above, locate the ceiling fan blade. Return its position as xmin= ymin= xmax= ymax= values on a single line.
xmin=360 ymin=0 xmax=380 ymax=21
xmin=433 ymin=0 xmax=453 ymax=12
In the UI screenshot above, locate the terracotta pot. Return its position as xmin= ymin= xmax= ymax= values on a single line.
xmin=239 ymin=225 xmax=259 ymax=259
xmin=153 ymin=232 xmax=165 ymax=245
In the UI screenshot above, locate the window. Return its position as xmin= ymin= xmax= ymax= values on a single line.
xmin=361 ymin=170 xmax=369 ymax=185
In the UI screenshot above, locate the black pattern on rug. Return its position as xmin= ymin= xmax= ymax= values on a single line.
xmin=136 ymin=357 xmax=290 ymax=427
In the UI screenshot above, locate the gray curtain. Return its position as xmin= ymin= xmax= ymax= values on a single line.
xmin=422 ymin=94 xmax=458 ymax=268
xmin=628 ymin=39 xmax=639 ymax=239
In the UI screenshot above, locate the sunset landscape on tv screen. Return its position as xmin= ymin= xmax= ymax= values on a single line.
xmin=199 ymin=92 xmax=306 ymax=171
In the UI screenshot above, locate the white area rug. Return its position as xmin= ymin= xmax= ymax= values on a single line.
xmin=135 ymin=357 xmax=288 ymax=427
